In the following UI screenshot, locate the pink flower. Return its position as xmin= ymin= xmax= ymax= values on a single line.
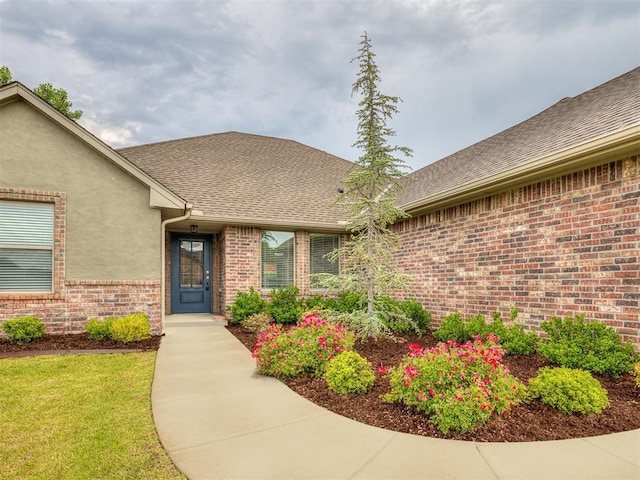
xmin=377 ymin=365 xmax=391 ymax=375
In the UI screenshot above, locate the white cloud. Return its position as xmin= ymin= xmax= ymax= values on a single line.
xmin=1 ymin=0 xmax=638 ymax=170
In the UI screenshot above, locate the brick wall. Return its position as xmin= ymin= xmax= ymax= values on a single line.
xmin=394 ymin=155 xmax=640 ymax=347
xmin=222 ymin=226 xmax=262 ymax=317
xmin=220 ymin=226 xmax=334 ymax=318
xmin=0 ymin=280 xmax=162 ymax=335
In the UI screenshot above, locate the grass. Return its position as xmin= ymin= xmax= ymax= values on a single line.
xmin=0 ymin=352 xmax=184 ymax=479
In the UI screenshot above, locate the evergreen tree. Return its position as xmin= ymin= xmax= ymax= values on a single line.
xmin=321 ymin=32 xmax=413 ymax=338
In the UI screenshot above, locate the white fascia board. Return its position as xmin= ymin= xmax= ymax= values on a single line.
xmin=189 ymin=213 xmax=348 ymax=232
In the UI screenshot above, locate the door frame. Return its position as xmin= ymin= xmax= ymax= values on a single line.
xmin=170 ymin=233 xmax=213 ymax=313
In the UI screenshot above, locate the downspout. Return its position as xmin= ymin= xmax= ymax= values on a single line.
xmin=160 ymin=203 xmax=193 ymax=334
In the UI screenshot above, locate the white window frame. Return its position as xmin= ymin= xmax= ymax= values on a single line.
xmin=0 ymin=200 xmax=54 ymax=293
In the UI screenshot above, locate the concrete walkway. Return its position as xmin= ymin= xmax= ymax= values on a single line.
xmin=152 ymin=314 xmax=640 ymax=480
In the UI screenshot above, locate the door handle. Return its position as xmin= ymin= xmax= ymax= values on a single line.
xmin=206 ymin=271 xmax=210 ymax=290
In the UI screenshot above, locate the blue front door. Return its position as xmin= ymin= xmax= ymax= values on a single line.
xmin=171 ymin=234 xmax=212 ymax=313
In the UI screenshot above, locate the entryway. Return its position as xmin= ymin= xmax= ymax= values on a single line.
xmin=170 ymin=234 xmax=213 ymax=313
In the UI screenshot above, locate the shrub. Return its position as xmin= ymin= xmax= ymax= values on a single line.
xmin=304 ymin=295 xmax=329 ymax=311
xmin=635 ymin=362 xmax=640 ymax=389
xmin=335 ymin=291 xmax=365 ymax=313
xmin=267 ymin=286 xmax=302 ymax=324
xmin=528 ymin=367 xmax=609 ymax=415
xmin=324 ymin=351 xmax=375 ymax=395
xmin=252 ymin=313 xmax=355 ymax=379
xmin=109 ymin=313 xmax=150 ymax=343
xmin=85 ymin=317 xmax=115 ymax=340
xmin=229 ymin=287 xmax=267 ymax=324
xmin=490 ymin=310 xmax=538 ymax=355
xmin=240 ymin=312 xmax=273 ymax=333
xmin=384 ymin=335 xmax=526 ymax=434
xmin=435 ymin=309 xmax=537 ymax=355
xmin=434 ymin=312 xmax=492 ymax=343
xmin=1 ymin=316 xmax=46 ymax=344
xmin=539 ymin=314 xmax=635 ymax=376
xmin=400 ymin=300 xmax=431 ymax=334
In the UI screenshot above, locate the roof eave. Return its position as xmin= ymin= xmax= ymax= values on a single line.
xmin=0 ymin=82 xmax=186 ymax=210
xmin=190 ymin=213 xmax=348 ymax=232
xmin=401 ymin=124 xmax=640 ymax=216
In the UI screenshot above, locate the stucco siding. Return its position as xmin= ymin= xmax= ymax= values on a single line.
xmin=0 ymin=100 xmax=160 ymax=281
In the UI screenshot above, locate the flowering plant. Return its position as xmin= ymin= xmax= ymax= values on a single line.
xmin=252 ymin=313 xmax=355 ymax=379
xmin=384 ymin=335 xmax=526 ymax=433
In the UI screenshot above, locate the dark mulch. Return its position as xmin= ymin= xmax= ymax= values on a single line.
xmin=0 ymin=333 xmax=161 ymax=358
xmin=227 ymin=324 xmax=640 ymax=442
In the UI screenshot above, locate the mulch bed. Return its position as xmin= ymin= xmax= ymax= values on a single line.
xmin=227 ymin=324 xmax=640 ymax=442
xmin=0 ymin=333 xmax=161 ymax=358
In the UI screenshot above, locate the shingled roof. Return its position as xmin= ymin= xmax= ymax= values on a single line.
xmin=118 ymin=132 xmax=353 ymax=226
xmin=398 ymin=66 xmax=640 ymax=211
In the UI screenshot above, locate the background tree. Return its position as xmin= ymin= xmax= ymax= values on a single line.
xmin=319 ymin=32 xmax=413 ymax=338
xmin=0 ymin=65 xmax=12 ymax=86
xmin=33 ymin=82 xmax=83 ymax=121
xmin=1 ymin=66 xmax=83 ymax=121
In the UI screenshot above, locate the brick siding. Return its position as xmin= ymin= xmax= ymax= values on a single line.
xmin=0 ymin=280 xmax=162 ymax=335
xmin=393 ymin=155 xmax=640 ymax=347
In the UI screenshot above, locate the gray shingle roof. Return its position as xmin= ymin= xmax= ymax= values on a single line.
xmin=118 ymin=132 xmax=353 ymax=225
xmin=398 ymin=66 xmax=640 ymax=209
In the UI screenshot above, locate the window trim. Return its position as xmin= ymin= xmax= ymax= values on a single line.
xmin=0 ymin=189 xmax=65 ymax=299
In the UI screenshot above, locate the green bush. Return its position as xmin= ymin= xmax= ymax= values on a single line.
xmin=528 ymin=367 xmax=609 ymax=415
xmin=304 ymin=295 xmax=329 ymax=311
xmin=252 ymin=313 xmax=355 ymax=378
xmin=1 ymin=316 xmax=46 ymax=344
xmin=266 ymin=286 xmax=302 ymax=324
xmin=109 ymin=313 xmax=150 ymax=343
xmin=635 ymin=362 xmax=640 ymax=389
xmin=435 ymin=309 xmax=538 ymax=355
xmin=385 ymin=335 xmax=526 ymax=434
xmin=85 ymin=317 xmax=115 ymax=340
xmin=434 ymin=312 xmax=492 ymax=343
xmin=229 ymin=287 xmax=267 ymax=325
xmin=240 ymin=312 xmax=273 ymax=333
xmin=324 ymin=350 xmax=375 ymax=395
xmin=490 ymin=310 xmax=538 ymax=355
xmin=400 ymin=300 xmax=431 ymax=334
xmin=335 ymin=291 xmax=365 ymax=313
xmin=539 ymin=314 xmax=635 ymax=376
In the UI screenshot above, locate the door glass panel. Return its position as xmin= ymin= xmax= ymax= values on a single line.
xmin=180 ymin=240 xmax=204 ymax=288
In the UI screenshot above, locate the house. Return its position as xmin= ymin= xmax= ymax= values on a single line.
xmin=1 ymin=67 xmax=638 ymax=346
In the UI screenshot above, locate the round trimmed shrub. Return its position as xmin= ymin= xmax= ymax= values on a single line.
xmin=324 ymin=351 xmax=375 ymax=395
xmin=528 ymin=367 xmax=609 ymax=415
xmin=1 ymin=316 xmax=46 ymax=344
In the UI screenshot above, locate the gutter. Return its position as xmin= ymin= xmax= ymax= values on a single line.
xmin=160 ymin=203 xmax=193 ymax=333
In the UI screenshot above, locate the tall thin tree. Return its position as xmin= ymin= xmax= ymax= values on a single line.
xmin=322 ymin=32 xmax=413 ymax=337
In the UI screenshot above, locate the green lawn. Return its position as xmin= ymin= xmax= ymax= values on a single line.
xmin=0 ymin=353 xmax=184 ymax=479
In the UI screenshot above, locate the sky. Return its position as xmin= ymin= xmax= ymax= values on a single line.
xmin=1 ymin=0 xmax=639 ymax=172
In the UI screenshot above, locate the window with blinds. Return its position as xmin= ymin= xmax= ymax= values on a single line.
xmin=0 ymin=200 xmax=54 ymax=292
xmin=309 ymin=233 xmax=339 ymax=289
xmin=261 ymin=231 xmax=294 ymax=289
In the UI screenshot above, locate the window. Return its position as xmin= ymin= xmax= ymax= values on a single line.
xmin=261 ymin=231 xmax=294 ymax=289
xmin=309 ymin=233 xmax=339 ymax=289
xmin=0 ymin=200 xmax=54 ymax=292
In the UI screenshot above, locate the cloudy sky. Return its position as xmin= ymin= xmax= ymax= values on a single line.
xmin=1 ymin=0 xmax=638 ymax=171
